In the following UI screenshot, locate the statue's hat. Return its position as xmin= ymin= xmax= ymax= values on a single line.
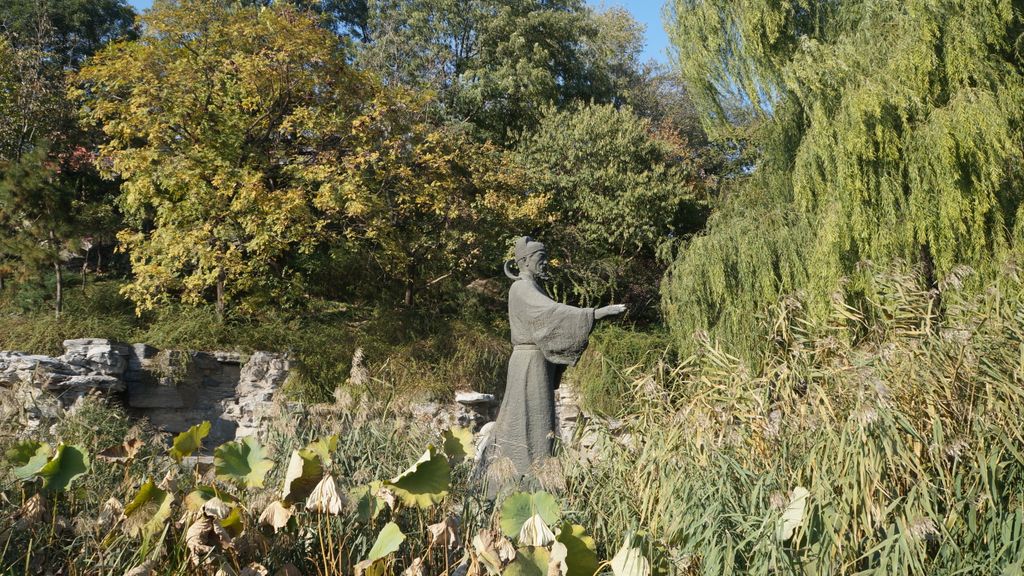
xmin=514 ymin=236 xmax=545 ymax=262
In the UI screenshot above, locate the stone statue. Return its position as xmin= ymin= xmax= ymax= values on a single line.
xmin=488 ymin=236 xmax=626 ymax=481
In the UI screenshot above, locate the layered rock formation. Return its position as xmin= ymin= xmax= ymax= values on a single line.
xmin=0 ymin=339 xmax=287 ymax=445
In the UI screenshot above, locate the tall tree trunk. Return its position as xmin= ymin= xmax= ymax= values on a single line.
xmin=920 ymin=242 xmax=941 ymax=324
xmin=403 ymin=261 xmax=416 ymax=307
xmin=404 ymin=280 xmax=415 ymax=307
xmin=216 ymin=267 xmax=226 ymax=321
xmin=54 ymin=260 xmax=63 ymax=319
xmin=82 ymin=246 xmax=89 ymax=292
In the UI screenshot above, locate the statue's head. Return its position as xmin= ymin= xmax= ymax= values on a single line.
xmin=512 ymin=236 xmax=548 ymax=280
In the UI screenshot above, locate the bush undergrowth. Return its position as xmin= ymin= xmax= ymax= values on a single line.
xmin=0 ymin=278 xmax=508 ymax=404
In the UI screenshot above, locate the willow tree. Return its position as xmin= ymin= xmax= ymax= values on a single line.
xmin=662 ymin=0 xmax=1024 ymax=356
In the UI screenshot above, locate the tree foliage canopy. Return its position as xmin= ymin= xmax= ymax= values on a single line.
xmin=663 ymin=0 xmax=1024 ymax=356
xmin=76 ymin=0 xmax=372 ymax=313
xmin=518 ymin=103 xmax=709 ymax=310
xmin=0 ymin=0 xmax=136 ymax=66
xmin=76 ymin=0 xmax=532 ymax=312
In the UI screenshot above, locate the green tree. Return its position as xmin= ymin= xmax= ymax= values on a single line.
xmin=316 ymin=88 xmax=535 ymax=306
xmin=663 ymin=0 xmax=1024 ymax=357
xmin=454 ymin=0 xmax=605 ymax=141
xmin=352 ymin=0 xmax=648 ymax=141
xmin=0 ymin=1 xmax=133 ymax=299
xmin=0 ymin=0 xmax=136 ymax=67
xmin=0 ymin=34 xmax=65 ymax=164
xmin=0 ymin=144 xmax=79 ymax=317
xmin=356 ymin=0 xmax=483 ymax=92
xmin=517 ymin=103 xmax=709 ymax=313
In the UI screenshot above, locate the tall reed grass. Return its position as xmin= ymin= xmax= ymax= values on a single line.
xmin=564 ymin=261 xmax=1024 ymax=574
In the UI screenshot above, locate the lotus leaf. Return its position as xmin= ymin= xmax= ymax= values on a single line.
xmin=220 ymin=506 xmax=244 ymax=537
xmin=504 ymin=546 xmax=551 ymax=576
xmin=214 ymin=436 xmax=274 ymax=489
xmin=282 ymin=449 xmax=323 ymax=504
xmin=354 ymin=559 xmax=386 ymax=576
xmin=259 ymin=500 xmax=293 ymax=532
xmin=185 ymin=485 xmax=237 ymax=511
xmin=427 ymin=516 xmax=459 ymax=548
xmin=124 ymin=479 xmax=174 ymax=541
xmin=37 ymin=444 xmax=89 ymax=492
xmin=610 ymin=533 xmax=668 ymax=576
xmin=306 ymin=473 xmax=345 ymax=514
xmin=776 ymin=486 xmax=809 ymax=542
xmin=350 ymin=482 xmax=385 ymax=522
xmin=185 ymin=514 xmax=233 ymax=565
xmin=518 ymin=514 xmax=556 ymax=547
xmin=472 ymin=529 xmax=516 ymax=575
xmin=442 ymin=427 xmax=476 ymax=464
xmin=383 ymin=445 xmax=450 ymax=509
xmin=500 ymin=491 xmax=560 ymax=539
xmin=555 ymin=523 xmax=598 ymax=576
xmin=353 ymin=521 xmax=406 ymax=576
xmin=367 ymin=521 xmax=406 ymax=561
xmin=7 ymin=441 xmax=52 ymax=480
xmin=98 ymin=438 xmax=144 ymax=463
xmin=169 ymin=421 xmax=211 ymax=462
xmin=202 ymin=497 xmax=232 ymax=519
xmin=303 ymin=435 xmax=338 ymax=466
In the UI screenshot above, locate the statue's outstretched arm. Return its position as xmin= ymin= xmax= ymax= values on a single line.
xmin=595 ymin=304 xmax=627 ymax=320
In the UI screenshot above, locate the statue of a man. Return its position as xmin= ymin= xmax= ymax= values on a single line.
xmin=489 ymin=236 xmax=626 ymax=479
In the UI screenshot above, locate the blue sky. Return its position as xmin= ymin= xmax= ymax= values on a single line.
xmin=126 ymin=0 xmax=671 ymax=64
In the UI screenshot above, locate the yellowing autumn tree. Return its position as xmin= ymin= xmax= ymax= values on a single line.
xmin=75 ymin=1 xmax=369 ymax=315
xmin=328 ymin=89 xmax=535 ymax=306
xmin=77 ymin=0 xmax=529 ymax=314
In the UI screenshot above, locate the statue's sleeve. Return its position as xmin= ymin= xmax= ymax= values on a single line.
xmin=515 ymin=282 xmax=595 ymax=366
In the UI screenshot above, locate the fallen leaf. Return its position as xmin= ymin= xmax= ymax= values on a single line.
xmin=14 ymin=494 xmax=47 ymax=530
xmin=240 ymin=563 xmax=269 ymax=576
xmin=403 ymin=557 xmax=425 ymax=576
xmin=97 ymin=438 xmax=144 ymax=463
xmin=259 ymin=500 xmax=293 ymax=532
xmin=427 ymin=516 xmax=460 ymax=549
xmin=275 ymin=562 xmax=302 ymax=576
xmin=98 ymin=497 xmax=123 ymax=529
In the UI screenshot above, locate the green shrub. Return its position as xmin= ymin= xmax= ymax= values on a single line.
xmin=571 ymin=324 xmax=674 ymax=416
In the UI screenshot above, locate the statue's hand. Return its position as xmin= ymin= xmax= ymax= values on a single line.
xmin=595 ymin=304 xmax=627 ymax=320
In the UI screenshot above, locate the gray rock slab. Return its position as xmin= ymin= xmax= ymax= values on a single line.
xmin=455 ymin=391 xmax=498 ymax=406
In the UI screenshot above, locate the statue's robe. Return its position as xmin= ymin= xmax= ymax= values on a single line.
xmin=491 ymin=278 xmax=594 ymax=476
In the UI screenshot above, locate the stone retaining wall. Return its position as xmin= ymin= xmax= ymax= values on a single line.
xmin=0 ymin=339 xmax=287 ymax=445
xmin=1 ymin=338 xmax=586 ymax=452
